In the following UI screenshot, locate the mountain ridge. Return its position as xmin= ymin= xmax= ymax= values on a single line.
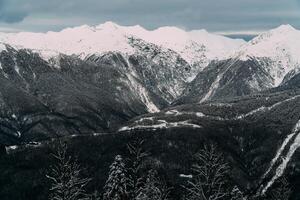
xmin=0 ymin=21 xmax=245 ymax=66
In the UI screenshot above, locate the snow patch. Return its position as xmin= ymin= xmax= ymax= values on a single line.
xmin=179 ymin=174 xmax=193 ymax=179
xmin=200 ymin=58 xmax=239 ymax=102
xmin=126 ymin=70 xmax=160 ymax=113
xmin=262 ymin=119 xmax=300 ymax=194
xmin=119 ymin=119 xmax=202 ymax=132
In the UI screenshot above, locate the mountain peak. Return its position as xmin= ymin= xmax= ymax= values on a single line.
xmin=248 ymin=24 xmax=298 ymax=45
xmin=96 ymin=21 xmax=122 ymax=30
xmin=273 ymin=24 xmax=296 ymax=32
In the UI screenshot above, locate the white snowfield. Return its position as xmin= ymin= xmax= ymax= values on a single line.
xmin=0 ymin=21 xmax=244 ymax=66
xmin=238 ymin=25 xmax=300 ymax=63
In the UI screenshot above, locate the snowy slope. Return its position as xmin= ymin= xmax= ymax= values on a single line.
xmin=176 ymin=24 xmax=300 ymax=104
xmin=0 ymin=23 xmax=134 ymax=59
xmin=235 ymin=24 xmax=300 ymax=86
xmin=126 ymin=25 xmax=244 ymax=66
xmin=0 ymin=43 xmax=6 ymax=52
xmin=0 ymin=21 xmax=245 ymax=67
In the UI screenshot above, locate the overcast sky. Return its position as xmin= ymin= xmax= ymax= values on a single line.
xmin=0 ymin=0 xmax=300 ymax=33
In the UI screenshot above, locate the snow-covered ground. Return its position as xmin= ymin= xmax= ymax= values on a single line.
xmin=119 ymin=119 xmax=202 ymax=132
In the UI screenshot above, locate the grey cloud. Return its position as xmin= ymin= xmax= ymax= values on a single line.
xmin=0 ymin=0 xmax=300 ymax=31
xmin=0 ymin=0 xmax=27 ymax=23
xmin=0 ymin=11 xmax=27 ymax=23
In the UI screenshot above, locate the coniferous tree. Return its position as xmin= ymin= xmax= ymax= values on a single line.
xmin=103 ymin=155 xmax=131 ymax=200
xmin=127 ymin=139 xmax=149 ymax=199
xmin=46 ymin=141 xmax=91 ymax=200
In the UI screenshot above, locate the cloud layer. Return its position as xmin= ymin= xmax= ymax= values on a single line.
xmin=0 ymin=0 xmax=299 ymax=32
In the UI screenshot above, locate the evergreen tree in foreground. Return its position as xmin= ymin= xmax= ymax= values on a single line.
xmin=46 ymin=141 xmax=91 ymax=200
xmin=127 ymin=139 xmax=149 ymax=199
xmin=103 ymin=155 xmax=131 ymax=200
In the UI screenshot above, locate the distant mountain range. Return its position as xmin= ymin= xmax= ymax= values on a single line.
xmin=1 ymin=22 xmax=300 ymax=199
xmin=0 ymin=22 xmax=299 ymax=138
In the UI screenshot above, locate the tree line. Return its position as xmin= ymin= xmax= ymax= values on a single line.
xmin=46 ymin=140 xmax=292 ymax=200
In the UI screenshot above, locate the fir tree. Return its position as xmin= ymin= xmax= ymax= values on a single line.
xmin=103 ymin=155 xmax=130 ymax=200
xmin=127 ymin=139 xmax=149 ymax=199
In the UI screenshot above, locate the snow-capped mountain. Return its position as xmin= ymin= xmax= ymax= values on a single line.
xmin=176 ymin=24 xmax=300 ymax=104
xmin=0 ymin=42 xmax=192 ymax=145
xmin=0 ymin=21 xmax=245 ymax=67
xmin=0 ymin=21 xmax=246 ymax=89
xmin=0 ymin=22 xmax=246 ymax=110
xmin=127 ymin=25 xmax=245 ymax=72
xmin=237 ymin=24 xmax=300 ymax=86
xmin=0 ymin=23 xmax=299 ymax=122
